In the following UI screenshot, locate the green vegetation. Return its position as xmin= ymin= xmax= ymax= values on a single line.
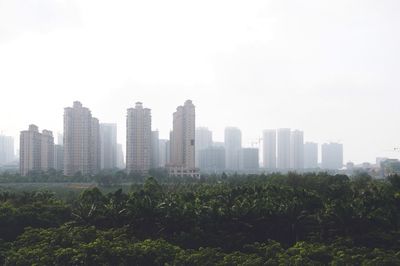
xmin=1 ymin=173 xmax=400 ymax=265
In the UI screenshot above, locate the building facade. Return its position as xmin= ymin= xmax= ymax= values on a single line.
xmin=116 ymin=143 xmax=125 ymax=169
xmin=224 ymin=127 xmax=242 ymax=171
xmin=277 ymin=128 xmax=291 ymax=170
xmin=100 ymin=123 xmax=117 ymax=170
xmin=169 ymin=100 xmax=198 ymax=177
xmin=158 ymin=139 xmax=168 ymax=168
xmin=321 ymin=143 xmax=343 ymax=170
xmin=41 ymin=130 xmax=54 ymax=171
xmin=195 ymin=127 xmax=213 ymax=168
xmin=0 ymin=135 xmax=14 ymax=166
xmin=151 ymin=131 xmax=160 ymax=168
xmin=64 ymin=101 xmax=99 ymax=176
xmin=290 ymin=130 xmax=304 ymax=170
xmin=198 ymin=147 xmax=225 ymax=173
xmin=126 ymin=102 xmax=152 ymax=174
xmin=304 ymin=142 xmax=318 ymax=169
xmin=54 ymin=144 xmax=64 ymax=171
xmin=239 ymin=148 xmax=259 ymax=173
xmin=263 ymin=129 xmax=276 ymax=170
xmin=20 ymin=125 xmax=54 ymax=176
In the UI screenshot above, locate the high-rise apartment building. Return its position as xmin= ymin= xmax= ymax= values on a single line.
xmin=64 ymin=101 xmax=100 ymax=176
xmin=239 ymin=148 xmax=259 ymax=173
xmin=90 ymin=118 xmax=100 ymax=174
xmin=20 ymin=125 xmax=54 ymax=176
xmin=0 ymin=135 xmax=14 ymax=165
xmin=290 ymin=130 xmax=304 ymax=170
xmin=116 ymin=143 xmax=125 ymax=169
xmin=158 ymin=139 xmax=169 ymax=167
xmin=151 ymin=131 xmax=160 ymax=168
xmin=100 ymin=123 xmax=117 ymax=170
xmin=224 ymin=127 xmax=242 ymax=171
xmin=277 ymin=128 xmax=291 ymax=170
xmin=165 ymin=140 xmax=171 ymax=165
xmin=41 ymin=130 xmax=54 ymax=171
xmin=57 ymin=133 xmax=63 ymax=146
xmin=126 ymin=102 xmax=152 ymax=174
xmin=195 ymin=127 xmax=213 ymax=167
xmin=169 ymin=100 xmax=197 ymax=177
xmin=54 ymin=144 xmax=64 ymax=171
xmin=198 ymin=147 xmax=225 ymax=173
xmin=321 ymin=143 xmax=343 ymax=170
xmin=304 ymin=142 xmax=318 ymax=169
xmin=263 ymin=129 xmax=276 ymax=170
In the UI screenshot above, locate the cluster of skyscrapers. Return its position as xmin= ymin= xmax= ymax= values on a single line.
xmin=196 ymin=127 xmax=344 ymax=174
xmin=15 ymin=100 xmax=344 ymax=176
xmin=18 ymin=100 xmax=197 ymax=177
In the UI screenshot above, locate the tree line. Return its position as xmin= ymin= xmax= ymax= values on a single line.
xmin=1 ymin=173 xmax=400 ymax=265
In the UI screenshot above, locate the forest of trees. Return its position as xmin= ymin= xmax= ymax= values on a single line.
xmin=1 ymin=173 xmax=400 ymax=265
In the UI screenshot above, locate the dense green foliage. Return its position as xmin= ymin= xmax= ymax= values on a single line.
xmin=1 ymin=173 xmax=400 ymax=265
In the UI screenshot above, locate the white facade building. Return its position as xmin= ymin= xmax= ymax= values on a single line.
xmin=263 ymin=129 xmax=276 ymax=170
xmin=277 ymin=128 xmax=291 ymax=170
xmin=224 ymin=127 xmax=242 ymax=171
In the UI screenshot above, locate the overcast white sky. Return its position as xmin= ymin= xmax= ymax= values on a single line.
xmin=1 ymin=0 xmax=400 ymax=164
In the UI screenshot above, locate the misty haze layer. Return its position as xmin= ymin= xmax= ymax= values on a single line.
xmin=0 ymin=0 xmax=400 ymax=164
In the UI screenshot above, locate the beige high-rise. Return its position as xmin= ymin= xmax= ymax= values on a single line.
xmin=41 ymin=130 xmax=54 ymax=171
xmin=20 ymin=125 xmax=54 ymax=176
xmin=126 ymin=102 xmax=152 ymax=174
xmin=64 ymin=101 xmax=100 ymax=176
xmin=169 ymin=100 xmax=198 ymax=177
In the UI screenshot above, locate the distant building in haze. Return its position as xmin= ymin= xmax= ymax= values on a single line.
xmin=151 ymin=131 xmax=160 ymax=168
xmin=198 ymin=146 xmax=225 ymax=173
xmin=0 ymin=135 xmax=14 ymax=166
xmin=165 ymin=140 xmax=171 ymax=165
xmin=304 ymin=142 xmax=318 ymax=169
xmin=126 ymin=102 xmax=152 ymax=175
xmin=158 ymin=139 xmax=169 ymax=167
xmin=169 ymin=100 xmax=198 ymax=177
xmin=290 ymin=130 xmax=304 ymax=170
xmin=116 ymin=143 xmax=125 ymax=169
xmin=64 ymin=101 xmax=100 ymax=176
xmin=321 ymin=143 xmax=343 ymax=170
xmin=239 ymin=148 xmax=259 ymax=173
xmin=100 ymin=123 xmax=117 ymax=170
xmin=54 ymin=144 xmax=64 ymax=171
xmin=224 ymin=127 xmax=242 ymax=171
xmin=212 ymin=141 xmax=225 ymax=148
xmin=277 ymin=128 xmax=291 ymax=170
xmin=20 ymin=125 xmax=54 ymax=176
xmin=90 ymin=118 xmax=100 ymax=174
xmin=195 ymin=127 xmax=213 ymax=168
xmin=263 ymin=129 xmax=276 ymax=170
xmin=57 ymin=133 xmax=63 ymax=146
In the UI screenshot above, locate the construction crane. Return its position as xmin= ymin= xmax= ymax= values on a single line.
xmin=250 ymin=137 xmax=262 ymax=148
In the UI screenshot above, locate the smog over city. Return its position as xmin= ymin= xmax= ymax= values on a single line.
xmin=1 ymin=1 xmax=400 ymax=265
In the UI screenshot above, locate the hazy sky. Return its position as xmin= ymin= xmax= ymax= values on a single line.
xmin=1 ymin=0 xmax=400 ymax=164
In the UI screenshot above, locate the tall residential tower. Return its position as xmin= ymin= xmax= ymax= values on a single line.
xmin=64 ymin=101 xmax=100 ymax=176
xmin=20 ymin=125 xmax=54 ymax=176
xmin=263 ymin=129 xmax=276 ymax=170
xmin=126 ymin=102 xmax=152 ymax=174
xmin=277 ymin=128 xmax=291 ymax=170
xmin=100 ymin=123 xmax=117 ymax=170
xmin=169 ymin=100 xmax=197 ymax=177
xmin=224 ymin=127 xmax=242 ymax=171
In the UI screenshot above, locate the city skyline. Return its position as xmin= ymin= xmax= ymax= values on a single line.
xmin=0 ymin=99 xmax=390 ymax=167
